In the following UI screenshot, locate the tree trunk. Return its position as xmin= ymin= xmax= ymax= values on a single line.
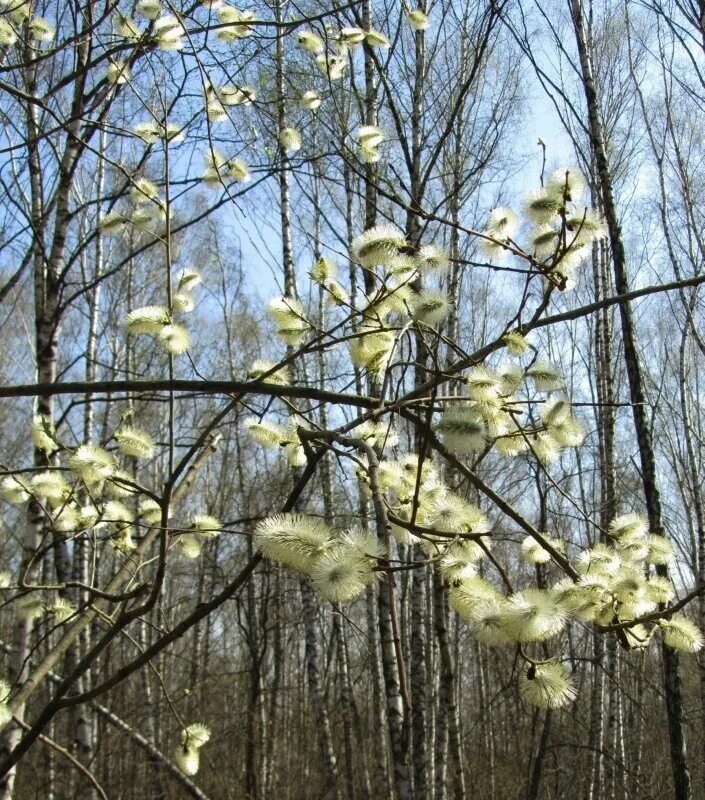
xmin=570 ymin=2 xmax=693 ymax=796
xmin=526 ymin=710 xmax=552 ymax=800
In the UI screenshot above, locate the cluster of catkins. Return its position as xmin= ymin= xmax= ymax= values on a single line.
xmin=265 ymin=224 xmax=451 ymax=377
xmin=110 ymin=8 xmax=429 ymax=196
xmin=253 ymin=454 xmax=703 ymax=710
xmin=4 ymin=414 xmax=156 ymax=547
xmin=255 ymin=516 xmax=384 ymax=603
xmin=0 ymin=0 xmax=55 ymax=47
xmin=248 ymin=208 xmax=703 ymax=708
xmin=262 ymin=169 xmax=603 ymax=376
xmin=297 ymin=22 xmax=390 ymax=85
xmin=101 ymin=176 xmax=168 ymax=239
xmin=437 ymin=346 xmax=585 ymax=464
xmin=110 ymin=0 xmax=256 ymax=63
xmin=251 ymin=446 xmax=489 ymax=608
xmin=102 ymin=1 xmax=255 ymax=197
xmin=201 ymin=80 xmax=256 ymax=183
xmin=481 ymin=167 xmax=606 ymax=287
xmin=106 ymin=0 xmax=253 ymax=95
xmin=450 ymin=512 xmax=702 ymax=708
xmin=124 ymin=268 xmax=201 ymax=356
xmin=99 ymin=3 xmax=431 ymax=248
xmin=0 ymin=413 xmax=222 ymax=623
xmin=294 ymin=12 xmax=427 ymax=162
xmin=105 ymin=10 xmax=187 ymax=85
xmin=249 ymin=397 xmax=701 ymax=709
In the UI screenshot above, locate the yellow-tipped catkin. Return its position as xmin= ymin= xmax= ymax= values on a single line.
xmin=658 ymin=616 xmax=704 ymax=652
xmin=116 ymin=425 xmax=156 ymax=459
xmin=519 ymin=662 xmax=576 ymax=708
xmin=254 ymin=514 xmax=335 ymax=572
xmin=436 ymin=404 xmax=487 ymax=454
xmin=310 ymin=546 xmax=373 ymax=603
xmin=407 ymin=8 xmax=429 ymax=30
xmin=31 ymin=414 xmax=58 ymax=453
xmin=526 ymin=361 xmax=563 ymax=391
xmin=351 ymin=225 xmax=407 ymax=268
xmin=1 ymin=476 xmax=30 ymax=504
